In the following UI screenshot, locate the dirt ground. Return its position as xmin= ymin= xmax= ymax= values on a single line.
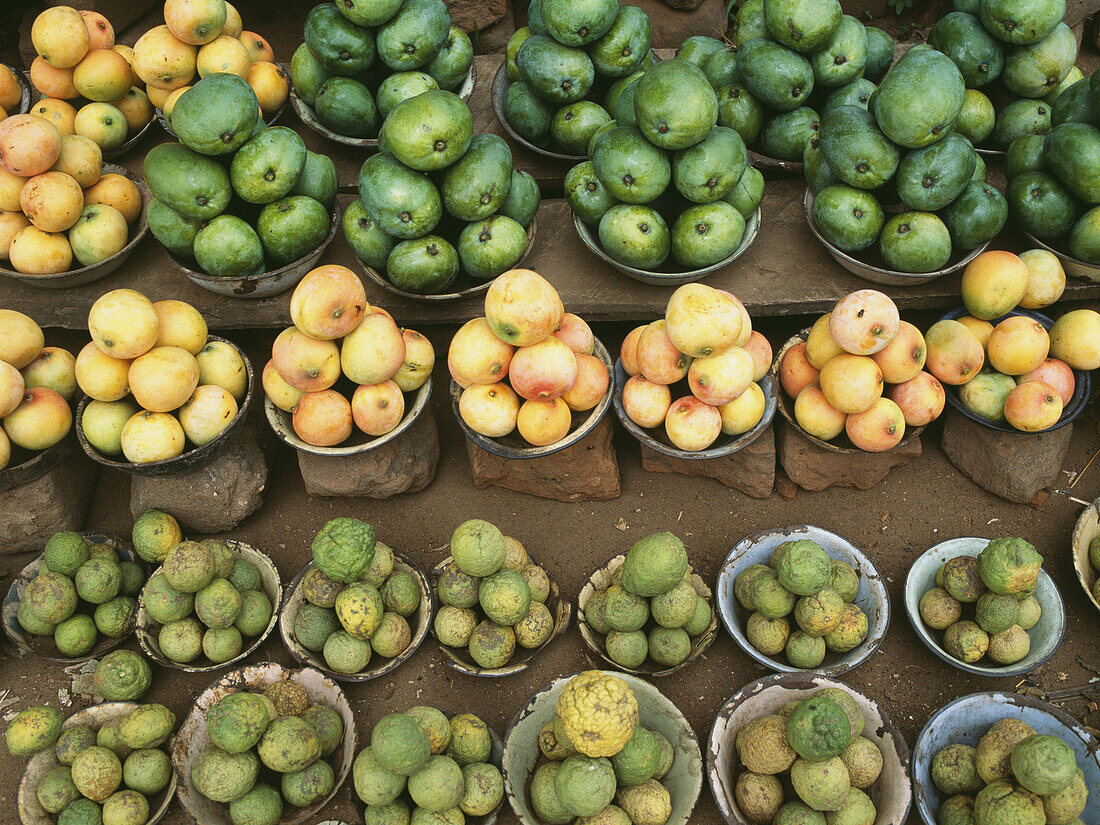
xmin=2 ymin=323 xmax=1100 ymax=825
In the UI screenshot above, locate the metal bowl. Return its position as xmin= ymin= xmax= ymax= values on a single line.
xmin=903 ymin=536 xmax=1066 ymax=678
xmin=75 ymin=335 xmax=254 ymax=477
xmin=136 ymin=540 xmax=281 ymax=673
xmin=291 ymin=63 xmax=476 ymax=148
xmin=266 ymin=374 xmax=431 ymax=456
xmin=279 ymin=552 xmax=432 ymax=682
xmin=9 ymin=66 xmax=32 ymax=115
xmin=747 ymin=149 xmax=804 ymax=174
xmin=25 ymin=76 xmax=154 ymax=159
xmin=1020 ymin=227 xmax=1100 ymax=283
xmin=3 ymin=532 xmax=144 ymax=663
xmin=450 ymin=336 xmax=614 ymax=460
xmin=708 ymin=673 xmax=912 ymax=825
xmin=1070 ymin=498 xmax=1100 ymax=615
xmin=503 ymin=671 xmax=702 ymax=825
xmin=974 ymin=146 xmax=1007 ymax=160
xmin=772 ymin=329 xmax=926 ymax=453
xmin=430 ymin=553 xmax=570 ymax=677
xmin=0 ymin=163 xmax=150 ymax=288
xmin=103 ymin=116 xmax=155 ymax=160
xmin=939 ymin=306 xmax=1091 ymax=434
xmin=612 ymin=359 xmax=777 ymax=459
xmin=577 ymin=553 xmax=717 ymax=677
xmin=357 ymin=216 xmax=538 ymax=302
xmin=912 ymin=691 xmax=1100 ymax=825
xmin=168 ymin=201 xmax=340 ymax=298
xmin=172 ymin=663 xmax=356 ymax=825
xmin=715 ymin=524 xmax=891 ymax=677
xmin=18 ymin=702 xmax=177 ymax=825
xmin=804 ymin=188 xmax=992 ymax=286
xmin=573 ymin=205 xmax=761 ymax=286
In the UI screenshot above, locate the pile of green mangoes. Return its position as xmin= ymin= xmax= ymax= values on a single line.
xmin=345 ymin=91 xmax=540 ymax=293
xmin=144 ymin=73 xmax=336 ymax=279
xmin=502 ymin=0 xmax=652 ymax=155
xmin=289 ymin=0 xmax=474 ymax=139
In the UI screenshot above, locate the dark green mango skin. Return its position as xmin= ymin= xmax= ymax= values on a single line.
xmin=738 ymin=38 xmax=814 ymax=113
xmin=614 ymin=78 xmax=641 ymax=126
xmin=1052 ymin=78 xmax=1100 ymax=126
xmin=386 ymin=235 xmax=459 ymax=292
xmin=633 ymin=59 xmax=718 ymax=150
xmin=704 ymin=49 xmax=739 ymax=90
xmin=541 ymin=0 xmax=618 ymax=47
xmin=598 ymin=204 xmax=670 ymax=269
xmin=979 ymin=0 xmax=1064 ymax=46
xmin=1005 ymin=134 xmax=1049 ymax=181
xmin=314 ymin=77 xmax=378 ymax=138
xmin=357 ymin=153 xmax=442 ymax=239
xmin=764 ymin=0 xmax=842 ymax=54
xmin=863 ymin=27 xmax=894 ymax=80
xmin=819 ymin=105 xmax=900 ymax=190
xmin=376 ymin=0 xmax=449 ymax=71
xmin=147 ymin=198 xmax=203 ymax=257
xmin=497 ymin=170 xmax=541 ymax=228
xmin=516 ymin=35 xmax=595 ymax=104
xmin=804 ymin=137 xmax=840 ymax=192
xmin=723 ymin=166 xmax=765 ymax=218
xmin=1002 ymin=22 xmax=1076 ymax=99
xmin=504 ymin=82 xmax=556 ymax=144
xmin=820 ymin=78 xmax=875 ymax=119
xmin=992 ymin=99 xmax=1051 ymax=148
xmin=759 ymin=106 xmax=818 ymax=162
xmin=938 ymin=181 xmax=1007 ymax=250
xmin=566 ymin=160 xmax=618 ymax=225
xmin=879 ymin=211 xmax=952 ymax=273
xmin=143 ymin=142 xmax=231 ymax=221
xmin=441 ymin=134 xmax=514 ymax=222
xmin=1069 ymin=206 xmax=1100 ymax=263
xmin=257 ymin=195 xmax=329 ymax=267
xmin=670 ymin=201 xmax=745 ymax=268
xmin=896 ymin=133 xmax=976 ymax=212
xmin=343 ymin=199 xmax=396 ymax=270
xmin=457 ymin=215 xmax=528 ymax=280
xmin=427 ymin=26 xmax=474 ymax=91
xmin=676 ymin=36 xmax=726 ymax=68
xmin=671 ymin=126 xmax=748 ymax=203
xmin=589 ymin=5 xmax=651 ymax=78
xmin=606 ymin=70 xmax=645 ymax=114
xmin=1007 ymin=170 xmax=1080 ymax=240
xmin=812 ymin=184 xmax=884 ymax=252
xmin=551 ymin=100 xmax=611 ymax=155
xmin=870 ymin=47 xmax=965 ymax=148
xmin=303 ymin=4 xmax=376 ymax=76
xmin=591 ymin=125 xmax=671 ymax=203
xmin=716 ymin=84 xmax=765 ymax=145
xmin=810 ymin=15 xmax=868 ymax=89
xmin=927 ymin=11 xmax=1004 ymax=88
xmin=733 ymin=0 xmax=770 ymax=47
xmin=1045 ymin=122 xmax=1100 ymax=203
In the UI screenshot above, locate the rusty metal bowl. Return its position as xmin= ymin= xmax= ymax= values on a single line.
xmin=577 ymin=553 xmax=718 ymax=677
xmin=715 ymin=524 xmax=891 ymax=677
xmin=1071 ymin=498 xmax=1100 ymax=615
xmin=3 ymin=532 xmax=144 ymax=663
xmin=430 ymin=553 xmax=570 ymax=677
xmin=708 ymin=673 xmax=912 ymax=825
xmin=172 ymin=663 xmax=355 ymax=825
xmin=18 ymin=701 xmax=177 ymax=825
xmin=279 ymin=551 xmax=432 ymax=682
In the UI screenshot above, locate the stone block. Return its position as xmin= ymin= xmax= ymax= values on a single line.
xmin=471 ymin=6 xmax=516 ymax=53
xmin=0 ymin=444 xmax=97 ymax=554
xmin=639 ymin=424 xmax=775 ymax=498
xmin=297 ymin=408 xmax=440 ymax=498
xmin=777 ymin=419 xmax=922 ymax=491
xmin=466 ymin=415 xmax=620 ymax=501
xmin=627 ymin=0 xmax=728 ymax=49
xmin=130 ymin=428 xmax=267 ymax=533
xmin=447 ymin=0 xmax=509 ymax=40
xmin=941 ymin=406 xmax=1074 ymax=504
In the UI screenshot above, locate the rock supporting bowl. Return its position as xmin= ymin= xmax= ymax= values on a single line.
xmin=450 ymin=336 xmax=613 ymax=460
xmin=430 ymin=553 xmax=570 ymax=677
xmin=904 ymin=536 xmax=1065 ymax=677
xmin=17 ymin=701 xmax=177 ymax=825
xmin=265 ymin=375 xmax=431 ymax=456
xmin=0 ymin=433 xmax=73 ymax=494
xmin=279 ymin=553 xmax=432 ymax=682
xmin=503 ymin=671 xmax=702 ymax=825
xmin=1020 ymin=228 xmax=1100 ymax=283
xmin=76 ymin=336 xmax=254 ymax=477
xmin=804 ymin=188 xmax=991 ymax=286
xmin=1071 ymin=499 xmax=1100 ymax=614
xmin=136 ymin=540 xmax=281 ymax=673
xmin=715 ymin=524 xmax=890 ymax=677
xmin=912 ymin=691 xmax=1100 ymax=825
xmin=3 ymin=532 xmax=143 ymax=663
xmin=612 ymin=359 xmax=777 ymax=460
xmin=171 ymin=662 xmax=356 ymax=825
xmin=577 ymin=553 xmax=717 ymax=677
xmin=708 ymin=673 xmax=912 ymax=825
xmin=0 ymin=163 xmax=150 ymax=288
xmin=573 ymin=206 xmax=761 ymax=287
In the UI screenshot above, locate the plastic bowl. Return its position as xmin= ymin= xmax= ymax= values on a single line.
xmin=577 ymin=553 xmax=718 ymax=677
xmin=1070 ymin=498 xmax=1100 ymax=614
xmin=0 ymin=163 xmax=150 ymax=288
xmin=612 ymin=359 xmax=777 ymax=460
xmin=708 ymin=673 xmax=912 ymax=825
xmin=903 ymin=536 xmax=1066 ymax=677
xmin=912 ymin=691 xmax=1100 ymax=825
xmin=172 ymin=663 xmax=355 ymax=825
xmin=136 ymin=540 xmax=281 ymax=673
xmin=1020 ymin=227 xmax=1100 ymax=283
xmin=450 ymin=336 xmax=614 ymax=460
xmin=18 ymin=702 xmax=176 ymax=825
xmin=715 ymin=524 xmax=890 ymax=677
xmin=939 ymin=305 xmax=1091 ymax=434
xmin=2 ymin=532 xmax=144 ymax=663
xmin=76 ymin=336 xmax=254 ymax=477
xmin=503 ymin=671 xmax=702 ymax=825
xmin=430 ymin=553 xmax=570 ymax=677
xmin=279 ymin=553 xmax=432 ymax=682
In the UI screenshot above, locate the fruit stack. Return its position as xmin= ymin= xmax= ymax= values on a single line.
xmin=584 ymin=532 xmax=714 ymax=671
xmin=145 ymin=73 xmax=335 ymax=279
xmin=77 ymin=289 xmax=248 ymax=464
xmin=0 ymin=310 xmax=75 ymax=467
xmin=15 ymin=531 xmax=146 ymax=659
xmin=346 ymin=91 xmax=540 ymax=293
xmin=263 ymin=265 xmax=435 ymax=448
xmin=779 ymin=289 xmax=945 ymax=452
xmin=26 ymin=5 xmax=154 ymax=155
xmin=810 ymin=45 xmax=1009 ymax=273
xmin=935 ymin=250 xmax=1099 ymax=432
xmin=433 ymin=519 xmax=556 ymax=670
xmin=917 ymin=537 xmax=1045 ymax=668
xmin=290 ymin=0 xmax=473 ymax=139
xmin=502 ymin=0 xmax=652 ymax=155
xmin=733 ymin=539 xmax=869 ymax=669
xmin=0 ymin=65 xmax=23 ymax=119
xmin=290 ymin=518 xmax=423 ymax=676
xmin=449 ymin=268 xmax=610 ymax=448
xmin=726 ymin=3 xmax=894 ymax=163
xmin=353 ymin=708 xmax=503 ymax=821
xmin=1086 ymin=534 xmax=1100 ymax=603
xmin=620 ymin=283 xmax=772 ymax=452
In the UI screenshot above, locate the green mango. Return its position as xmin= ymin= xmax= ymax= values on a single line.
xmin=516 ymin=35 xmax=595 ymax=104
xmin=716 ymin=84 xmax=765 ymax=145
xmin=504 ymin=82 xmax=555 ymax=144
xmin=591 ymin=125 xmax=670 ymax=203
xmin=952 ymin=0 xmax=979 ymax=12
xmin=194 ymin=215 xmax=264 ymax=277
xmin=1002 ymin=23 xmax=1077 ymax=99
xmin=1005 ymin=134 xmax=1049 ymax=181
xmin=819 ymin=105 xmax=900 ymax=191
xmin=738 ymin=38 xmax=814 ymax=113
xmin=633 ymin=59 xmax=718 ymax=150
xmin=670 ymin=202 xmax=745 ymax=268
xmin=870 ymin=47 xmax=965 ymax=148
xmin=291 ymin=151 xmax=337 ymax=207
xmin=820 ymin=78 xmax=875 ymax=119
xmin=896 ymin=133 xmax=976 ymax=212
xmin=879 ymin=211 xmax=952 ymax=273
xmin=764 ymin=0 xmax=842 ymax=54
xmin=955 ymin=89 xmax=995 ymax=145
xmin=598 ymin=204 xmax=669 ymax=269
xmin=289 ymin=43 xmax=328 ymax=107
xmin=551 ymin=100 xmax=611 ymax=155
xmin=1069 ymin=205 xmax=1100 ymax=262
xmin=588 ymin=5 xmax=650 ymax=78
xmin=540 ymin=0 xmax=618 ymax=47
xmin=171 ymin=74 xmax=258 ymax=157
xmin=142 ymin=142 xmax=231 ymax=220
xmin=587 ymin=120 xmax=618 ymax=157
xmin=427 ymin=26 xmax=474 ymax=91
xmin=1007 ymin=170 xmax=1079 ymax=240
xmin=527 ymin=0 xmax=547 ymax=35
xmin=1044 ymin=121 xmax=1100 ymax=203
xmin=303 ymin=4 xmax=376 ymax=76
xmin=804 ymin=136 xmax=840 ymax=192
xmin=992 ymin=98 xmax=1051 ymax=147
xmin=257 ymin=195 xmax=330 ymax=267
xmin=676 ymin=36 xmax=726 ymax=68
xmin=811 ymin=184 xmax=884 ymax=252
xmin=497 ymin=170 xmax=541 ymax=228
xmin=343 ymin=199 xmax=396 ymax=270
xmin=614 ymin=77 xmax=641 ymax=126
xmin=810 ymin=15 xmax=867 ymax=89
xmin=441 ymin=134 xmax=513 ymax=221
xmin=606 ymin=70 xmax=645 ymax=115
xmin=336 ymin=0 xmax=402 ymax=27
xmin=457 ymin=215 xmax=529 ymax=280
xmin=382 ymin=90 xmax=472 ymax=171
xmin=733 ymin=0 xmax=770 ymax=47
xmin=671 ymin=126 xmax=747 ymax=203
xmin=357 ymin=152 xmax=443 ymax=239
xmin=938 ymin=181 xmax=1007 ymax=250
xmin=314 ymin=77 xmax=377 ymax=138
xmin=971 ymin=152 xmax=987 ymax=183
xmin=147 ymin=198 xmax=202 ymax=258
xmin=376 ymin=0 xmax=449 ymax=71
xmin=1051 ymin=77 xmax=1098 ymax=126
xmin=703 ymin=49 xmax=739 ymax=90
xmin=386 ymin=235 xmax=459 ymax=293
xmin=376 ymin=72 xmax=438 ymax=118
xmin=566 ymin=160 xmax=618 ymax=225
xmin=1046 ymin=65 xmax=1084 ymax=103
xmin=927 ymin=11 xmax=1004 ymax=88
xmin=230 ymin=126 xmax=307 ymax=205
xmin=759 ymin=106 xmax=818 ymax=162
xmin=980 ymin=0 xmax=1064 ymax=46
xmin=863 ymin=26 xmax=894 ymax=81
xmin=505 ymin=28 xmax=534 ymax=83
xmin=723 ymin=165 xmax=765 ymax=218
